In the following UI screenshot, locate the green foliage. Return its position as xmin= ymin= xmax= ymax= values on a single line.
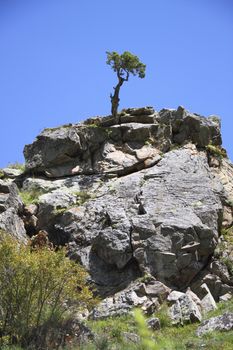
xmin=44 ymin=124 xmax=73 ymax=132
xmin=83 ymin=298 xmax=233 ymax=349
xmin=74 ymin=191 xmax=95 ymax=205
xmin=7 ymin=162 xmax=25 ymax=171
xmin=1 ymin=346 xmax=24 ymax=350
xmin=0 ymin=169 xmax=4 ymax=179
xmin=134 ymin=309 xmax=159 ymax=350
xmin=0 ymin=234 xmax=93 ymax=348
xmin=221 ymin=226 xmax=233 ymax=244
xmin=221 ymin=257 xmax=233 ymax=276
xmin=103 ymin=128 xmax=113 ymax=138
xmin=106 ymin=51 xmax=146 ymax=79
xmin=86 ymin=123 xmax=99 ymax=128
xmin=155 ymin=303 xmax=171 ymax=328
xmin=226 ymin=199 xmax=233 ymax=208
xmin=88 ymin=314 xmax=136 ymax=343
xmin=218 ymin=227 xmax=233 ymax=274
xmin=206 ymin=144 xmax=227 ymax=158
xmin=19 ymin=189 xmax=45 ymax=205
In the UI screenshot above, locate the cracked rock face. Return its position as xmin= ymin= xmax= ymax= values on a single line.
xmin=23 ymin=106 xmax=221 ymax=178
xmin=28 ymin=144 xmax=223 ymax=295
xmin=2 ymin=106 xmax=232 ymax=303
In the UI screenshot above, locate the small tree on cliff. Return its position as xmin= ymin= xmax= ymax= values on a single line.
xmin=106 ymin=51 xmax=146 ymax=121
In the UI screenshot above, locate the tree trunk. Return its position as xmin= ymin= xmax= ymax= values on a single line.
xmin=111 ymin=78 xmax=124 ymax=123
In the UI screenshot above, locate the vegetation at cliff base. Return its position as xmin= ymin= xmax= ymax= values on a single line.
xmin=0 ymin=234 xmax=93 ymax=349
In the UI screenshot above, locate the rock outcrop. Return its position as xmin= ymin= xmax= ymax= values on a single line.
xmin=0 ymin=179 xmax=27 ymax=241
xmin=1 ymin=106 xmax=232 ymax=318
xmin=23 ymin=106 xmax=221 ymax=178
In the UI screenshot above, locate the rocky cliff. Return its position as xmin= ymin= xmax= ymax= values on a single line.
xmin=1 ymin=106 xmax=233 ymax=321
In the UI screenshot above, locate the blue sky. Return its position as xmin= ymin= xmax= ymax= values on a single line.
xmin=0 ymin=0 xmax=232 ymax=167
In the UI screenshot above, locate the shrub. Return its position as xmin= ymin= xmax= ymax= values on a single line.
xmin=206 ymin=144 xmax=227 ymax=158
xmin=0 ymin=234 xmax=93 ymax=349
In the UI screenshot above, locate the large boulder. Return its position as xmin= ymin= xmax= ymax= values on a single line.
xmin=158 ymin=106 xmax=222 ymax=147
xmin=167 ymin=290 xmax=202 ymax=325
xmin=196 ymin=312 xmax=233 ymax=336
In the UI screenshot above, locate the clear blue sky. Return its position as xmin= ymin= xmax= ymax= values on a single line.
xmin=0 ymin=0 xmax=232 ymax=167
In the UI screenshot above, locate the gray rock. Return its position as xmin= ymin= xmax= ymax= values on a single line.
xmin=144 ymin=280 xmax=171 ymax=300
xmin=0 ymin=180 xmax=27 ymax=241
xmin=92 ymin=229 xmax=132 ymax=269
xmin=147 ymin=317 xmax=161 ymax=330
xmin=90 ymin=278 xmax=168 ymax=319
xmin=199 ymin=283 xmax=217 ymax=313
xmin=122 ymin=332 xmax=140 ymax=344
xmin=0 ymin=179 xmax=23 ymax=213
xmin=20 ymin=106 xmax=230 ymax=304
xmin=210 ymin=158 xmax=233 ymax=212
xmin=2 ymin=167 xmax=24 ymax=178
xmin=196 ymin=312 xmax=233 ymax=336
xmin=168 ymin=291 xmax=202 ymax=325
xmin=191 ymin=271 xmax=233 ymax=302
xmin=90 ymin=290 xmax=146 ymax=319
xmin=167 ymin=291 xmax=185 ymax=302
xmin=219 ymin=293 xmax=232 ymax=302
xmin=24 ymin=106 xmax=222 ymax=178
xmin=158 ymin=106 xmax=222 ymax=147
xmin=0 ymin=208 xmax=27 ymax=242
xmin=30 ymin=145 xmax=223 ymax=295
xmin=209 ymin=260 xmax=232 ymax=285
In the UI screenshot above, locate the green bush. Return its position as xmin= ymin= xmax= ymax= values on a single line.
xmin=0 ymin=234 xmax=93 ymax=349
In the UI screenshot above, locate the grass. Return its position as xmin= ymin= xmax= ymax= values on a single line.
xmin=82 ymin=298 xmax=233 ymax=350
xmin=3 ymin=298 xmax=233 ymax=349
xmin=1 ymin=346 xmax=24 ymax=350
xmin=43 ymin=123 xmax=73 ymax=132
xmin=19 ymin=189 xmax=95 ymax=215
xmin=206 ymin=144 xmax=227 ymax=158
xmin=7 ymin=162 xmax=25 ymax=171
xmin=73 ymin=191 xmax=96 ymax=205
xmin=52 ymin=191 xmax=96 ymax=216
xmin=19 ymin=189 xmax=45 ymax=205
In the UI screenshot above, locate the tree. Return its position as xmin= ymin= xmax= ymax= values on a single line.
xmin=106 ymin=51 xmax=146 ymax=121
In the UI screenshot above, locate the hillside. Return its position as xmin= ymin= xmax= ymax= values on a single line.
xmin=0 ymin=106 xmax=233 ymax=349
